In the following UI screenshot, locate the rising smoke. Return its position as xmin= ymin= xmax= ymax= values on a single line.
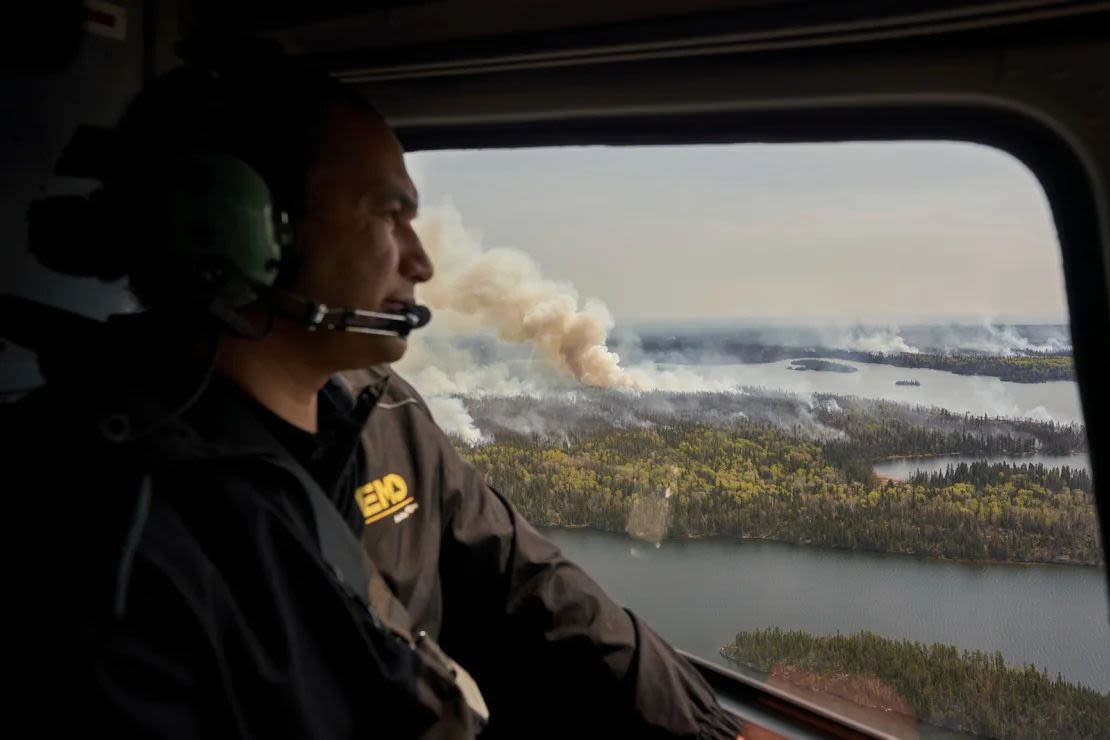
xmin=393 ymin=204 xmax=1077 ymax=440
xmin=825 ymin=327 xmax=920 ymax=354
xmin=397 ymin=204 xmax=764 ymax=438
xmin=820 ymin=321 xmax=1071 ymax=356
xmin=414 ymin=205 xmax=634 ymax=388
xmin=462 ymin=388 xmax=846 ymax=444
xmin=955 ymin=321 xmax=1072 ymax=355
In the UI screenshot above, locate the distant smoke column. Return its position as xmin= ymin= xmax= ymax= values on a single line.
xmin=415 ymin=204 xmax=634 ymax=388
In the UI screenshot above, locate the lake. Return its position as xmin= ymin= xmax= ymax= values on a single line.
xmin=873 ymin=452 xmax=1091 ymax=481
xmin=542 ymin=527 xmax=1110 ymax=695
xmin=634 ymin=359 xmax=1085 ymax=425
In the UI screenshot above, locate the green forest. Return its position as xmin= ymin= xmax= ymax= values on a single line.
xmin=858 ymin=351 xmax=1075 ymax=383
xmin=463 ymin=413 xmax=1100 ymax=564
xmin=721 ymin=628 xmax=1109 ymax=739
xmin=810 ymin=395 xmax=1086 ymax=481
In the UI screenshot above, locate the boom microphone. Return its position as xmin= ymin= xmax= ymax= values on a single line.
xmin=305 ymin=303 xmax=432 ymax=336
xmin=231 ymin=279 xmax=433 ymax=338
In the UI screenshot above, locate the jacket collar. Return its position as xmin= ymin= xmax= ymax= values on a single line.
xmin=163 ymin=372 xmax=388 ymax=464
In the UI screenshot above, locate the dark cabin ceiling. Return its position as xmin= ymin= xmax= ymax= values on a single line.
xmin=191 ymin=0 xmax=1110 ymax=77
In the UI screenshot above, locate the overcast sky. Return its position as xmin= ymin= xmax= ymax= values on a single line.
xmin=407 ymin=141 xmax=1068 ymax=327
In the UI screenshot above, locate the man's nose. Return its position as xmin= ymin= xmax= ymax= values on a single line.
xmin=401 ymin=227 xmax=434 ymax=283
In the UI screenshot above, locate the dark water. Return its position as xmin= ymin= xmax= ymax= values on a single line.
xmin=542 ymin=527 xmax=1110 ymax=694
xmin=873 ymin=452 xmax=1091 ymax=481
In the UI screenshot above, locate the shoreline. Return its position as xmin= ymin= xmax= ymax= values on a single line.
xmin=537 ymin=524 xmax=1105 ymax=569
xmin=874 ymin=449 xmax=1088 ymax=463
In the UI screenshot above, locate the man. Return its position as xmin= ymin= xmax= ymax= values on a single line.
xmin=8 ymin=48 xmax=745 ymax=739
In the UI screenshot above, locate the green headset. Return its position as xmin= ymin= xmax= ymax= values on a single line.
xmin=145 ymin=150 xmax=291 ymax=311
xmin=144 ymin=148 xmax=431 ymax=336
xmin=31 ymin=57 xmax=300 ymax=314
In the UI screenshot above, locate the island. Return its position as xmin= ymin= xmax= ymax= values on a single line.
xmin=787 ymin=359 xmax=858 ymax=373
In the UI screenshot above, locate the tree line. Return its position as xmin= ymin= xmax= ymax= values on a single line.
xmin=858 ymin=351 xmax=1075 ymax=383
xmin=910 ymin=460 xmax=1091 ymax=493
xmin=721 ymin=628 xmax=1108 ymax=739
xmin=464 ymin=421 xmax=1101 ymax=564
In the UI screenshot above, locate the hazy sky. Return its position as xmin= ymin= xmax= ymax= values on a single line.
xmin=407 ymin=142 xmax=1068 ymax=326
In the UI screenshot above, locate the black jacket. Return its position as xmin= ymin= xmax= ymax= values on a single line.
xmin=346 ymin=366 xmax=742 ymax=740
xmin=9 ymin=366 xmax=480 ymax=739
xmin=7 ymin=328 xmax=740 ymax=739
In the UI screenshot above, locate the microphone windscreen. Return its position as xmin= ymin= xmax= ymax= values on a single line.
xmin=408 ymin=305 xmax=432 ymax=328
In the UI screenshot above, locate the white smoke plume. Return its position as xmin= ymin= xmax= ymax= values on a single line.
xmin=961 ymin=321 xmax=1071 ymax=356
xmin=623 ymin=364 xmax=741 ymax=393
xmin=396 ymin=335 xmax=545 ymax=398
xmin=820 ymin=322 xmax=1070 ymax=356
xmin=396 ymin=204 xmax=754 ymax=437
xmin=424 ymin=396 xmax=484 ymax=445
xmin=392 ymin=334 xmax=542 ymax=441
xmin=414 ymin=204 xmax=634 ymax=389
xmin=826 ymin=327 xmax=920 ymax=355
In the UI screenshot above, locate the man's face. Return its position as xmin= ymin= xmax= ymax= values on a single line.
xmin=293 ymin=103 xmax=433 ymax=367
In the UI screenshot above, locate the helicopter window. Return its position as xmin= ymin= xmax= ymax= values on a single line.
xmin=400 ymin=141 xmax=1105 ymax=738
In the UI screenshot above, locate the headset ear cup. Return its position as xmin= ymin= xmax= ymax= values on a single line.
xmin=147 ymin=152 xmax=284 ymax=310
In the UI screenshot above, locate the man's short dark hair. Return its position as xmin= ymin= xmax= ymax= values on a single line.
xmin=110 ymin=46 xmax=379 ymax=307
